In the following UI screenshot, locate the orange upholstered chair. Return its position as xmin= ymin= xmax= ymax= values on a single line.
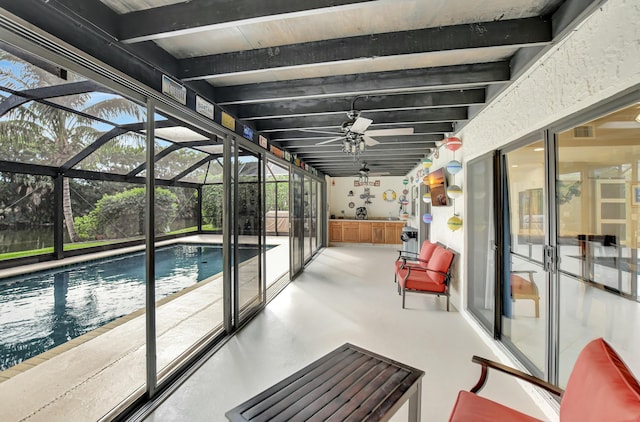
xmin=449 ymin=337 xmax=640 ymax=421
xmin=396 ymin=245 xmax=455 ymax=310
xmin=394 ymin=240 xmax=438 ymax=284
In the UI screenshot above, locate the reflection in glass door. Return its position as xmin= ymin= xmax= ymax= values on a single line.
xmin=502 ymin=140 xmax=548 ymax=376
xmin=291 ymin=170 xmax=304 ymax=277
xmin=304 ymin=176 xmax=312 ymax=262
xmin=234 ymin=147 xmax=264 ymax=320
xmin=467 ymin=153 xmax=497 ymax=333
xmin=152 ymin=112 xmax=226 ymax=384
xmin=555 ymin=102 xmax=640 ymax=387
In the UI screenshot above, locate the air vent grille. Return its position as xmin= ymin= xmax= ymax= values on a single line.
xmin=573 ymin=125 xmax=595 ymax=138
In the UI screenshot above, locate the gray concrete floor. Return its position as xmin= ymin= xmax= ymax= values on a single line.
xmin=144 ymin=245 xmax=549 ymax=422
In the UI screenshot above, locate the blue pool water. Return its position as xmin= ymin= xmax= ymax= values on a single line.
xmin=0 ymin=243 xmax=264 ymax=371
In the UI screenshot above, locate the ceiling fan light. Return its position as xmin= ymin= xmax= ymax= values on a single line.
xmin=351 ymin=143 xmax=357 ymax=154
xmin=359 ymin=140 xmax=365 ymax=151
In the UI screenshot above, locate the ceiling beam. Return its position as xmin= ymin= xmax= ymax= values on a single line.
xmin=214 ymin=62 xmax=510 ymax=104
xmin=118 ymin=0 xmax=377 ymax=43
xmin=265 ymin=123 xmax=453 ymax=138
xmin=179 ymin=17 xmax=550 ymax=81
xmin=230 ymin=89 xmax=485 ymax=119
xmin=254 ymin=108 xmax=467 ymax=131
xmin=277 ymin=135 xmax=441 ymax=148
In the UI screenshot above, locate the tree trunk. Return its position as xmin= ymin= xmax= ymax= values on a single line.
xmin=62 ymin=177 xmax=80 ymax=242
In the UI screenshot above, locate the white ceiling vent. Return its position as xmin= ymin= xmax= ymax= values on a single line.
xmin=573 ymin=125 xmax=595 ymax=139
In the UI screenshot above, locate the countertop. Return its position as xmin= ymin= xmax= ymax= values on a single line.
xmin=329 ymin=218 xmax=406 ymax=223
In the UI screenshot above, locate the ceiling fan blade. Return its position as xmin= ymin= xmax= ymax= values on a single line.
xmin=316 ymin=136 xmax=345 ymax=145
xmin=363 ymin=135 xmax=379 ymax=146
xmin=350 ymin=116 xmax=373 ymax=134
xmin=299 ymin=128 xmax=343 ymax=135
xmin=364 ymin=127 xmax=414 ymax=137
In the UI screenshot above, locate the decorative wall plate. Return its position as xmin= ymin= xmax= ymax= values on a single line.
xmin=348 ymin=201 xmax=355 ymax=208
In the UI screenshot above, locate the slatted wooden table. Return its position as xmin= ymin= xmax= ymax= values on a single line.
xmin=225 ymin=343 xmax=424 ymax=422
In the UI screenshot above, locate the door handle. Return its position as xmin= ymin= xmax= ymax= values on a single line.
xmin=544 ymin=245 xmax=556 ymax=272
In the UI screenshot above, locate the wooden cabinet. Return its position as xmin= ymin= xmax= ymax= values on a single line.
xmin=372 ymin=223 xmax=385 ymax=244
xmin=385 ymin=222 xmax=401 ymax=244
xmin=329 ymin=220 xmax=404 ymax=244
xmin=329 ymin=221 xmax=342 ymax=242
xmin=342 ymin=222 xmax=359 ymax=242
xmin=384 ymin=223 xmax=404 ymax=244
xmin=358 ymin=222 xmax=372 ymax=243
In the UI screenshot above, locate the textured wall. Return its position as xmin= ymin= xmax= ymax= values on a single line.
xmin=425 ymin=0 xmax=640 ymax=307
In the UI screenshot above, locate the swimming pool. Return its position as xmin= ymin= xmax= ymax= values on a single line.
xmin=0 ymin=243 xmax=264 ymax=371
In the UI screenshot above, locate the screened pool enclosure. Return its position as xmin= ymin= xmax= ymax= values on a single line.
xmin=0 ymin=41 xmax=323 ymax=421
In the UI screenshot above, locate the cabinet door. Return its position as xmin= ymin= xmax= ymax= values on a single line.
xmin=385 ymin=223 xmax=403 ymax=244
xmin=372 ymin=223 xmax=385 ymax=244
xmin=343 ymin=222 xmax=359 ymax=242
xmin=359 ymin=222 xmax=372 ymax=243
xmin=395 ymin=223 xmax=405 ymax=244
xmin=329 ymin=222 xmax=342 ymax=242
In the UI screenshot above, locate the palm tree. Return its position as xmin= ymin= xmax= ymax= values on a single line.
xmin=0 ymin=51 xmax=143 ymax=242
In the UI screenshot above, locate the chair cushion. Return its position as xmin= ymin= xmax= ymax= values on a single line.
xmin=561 ymin=338 xmax=640 ymax=421
xmin=418 ymin=241 xmax=438 ymax=268
xmin=396 ymin=265 xmax=447 ymax=293
xmin=449 ymin=391 xmax=542 ymax=422
xmin=425 ymin=246 xmax=454 ymax=284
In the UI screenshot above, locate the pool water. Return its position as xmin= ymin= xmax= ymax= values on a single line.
xmin=0 ymin=243 xmax=263 ymax=371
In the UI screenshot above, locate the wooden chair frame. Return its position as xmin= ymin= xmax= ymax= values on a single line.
xmin=510 ymin=270 xmax=540 ymax=318
xmin=469 ymin=355 xmax=563 ymax=396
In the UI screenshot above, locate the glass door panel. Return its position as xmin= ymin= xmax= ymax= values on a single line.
xmin=466 ymin=153 xmax=496 ymax=332
xmin=153 ymin=114 xmax=225 ymax=382
xmin=304 ymin=176 xmax=312 ymax=262
xmin=291 ymin=170 xmax=304 ymax=277
xmin=556 ymin=102 xmax=640 ymax=387
xmin=502 ymin=140 xmax=547 ymax=375
xmin=235 ymin=148 xmax=264 ymax=319
xmin=311 ymin=180 xmax=318 ymax=255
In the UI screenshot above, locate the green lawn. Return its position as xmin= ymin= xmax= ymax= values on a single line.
xmin=0 ymin=226 xmax=221 ymax=261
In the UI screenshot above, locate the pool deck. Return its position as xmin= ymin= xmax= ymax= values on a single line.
xmin=0 ymin=234 xmax=290 ymax=422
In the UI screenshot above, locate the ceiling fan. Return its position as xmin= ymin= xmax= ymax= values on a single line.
xmin=358 ymin=161 xmax=389 ymax=177
xmin=312 ymin=107 xmax=414 ymax=147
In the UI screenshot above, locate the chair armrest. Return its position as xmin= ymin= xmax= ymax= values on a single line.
xmin=406 ymin=266 xmax=446 ymax=277
xmin=470 ymin=356 xmax=564 ymax=397
xmin=397 ymin=250 xmax=419 ymax=258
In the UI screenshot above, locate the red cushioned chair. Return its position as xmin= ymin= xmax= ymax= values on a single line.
xmin=449 ymin=337 xmax=640 ymax=421
xmin=394 ymin=240 xmax=438 ymax=285
xmin=396 ymin=245 xmax=455 ymax=310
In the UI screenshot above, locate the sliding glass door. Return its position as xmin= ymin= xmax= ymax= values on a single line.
xmin=493 ymin=99 xmax=640 ymax=387
xmin=467 ymin=153 xmax=498 ymax=333
xmin=501 ymin=139 xmax=549 ymax=376
xmin=554 ymin=101 xmax=640 ymax=387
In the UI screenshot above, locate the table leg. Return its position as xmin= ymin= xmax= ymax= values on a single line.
xmin=408 ymin=379 xmax=422 ymax=422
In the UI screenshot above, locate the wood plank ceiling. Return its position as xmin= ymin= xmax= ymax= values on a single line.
xmin=0 ymin=0 xmax=597 ymax=177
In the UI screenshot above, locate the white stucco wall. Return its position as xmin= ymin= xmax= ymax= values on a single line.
xmin=414 ymin=0 xmax=640 ymax=314
xmin=328 ymin=176 xmax=408 ymax=219
xmin=461 ymin=0 xmax=640 ymax=162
